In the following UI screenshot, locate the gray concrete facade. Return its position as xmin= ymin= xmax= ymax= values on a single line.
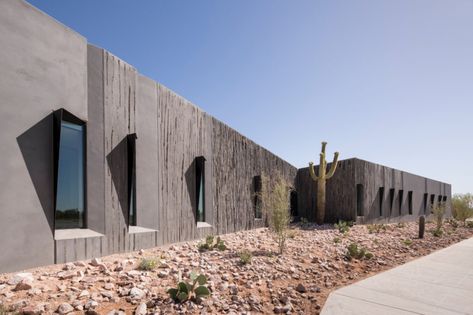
xmin=0 ymin=0 xmax=452 ymax=273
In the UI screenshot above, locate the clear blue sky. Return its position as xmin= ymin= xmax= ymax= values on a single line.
xmin=28 ymin=0 xmax=473 ymax=194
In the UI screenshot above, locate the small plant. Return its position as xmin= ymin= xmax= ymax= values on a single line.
xmin=333 ymin=236 xmax=341 ymax=244
xmin=397 ymin=222 xmax=406 ymax=228
xmin=238 ymin=250 xmax=253 ymax=265
xmin=432 ymin=202 xmax=446 ymax=237
xmin=402 ymin=239 xmax=413 ymax=246
xmin=345 ymin=242 xmax=372 ymax=260
xmin=466 ymin=220 xmax=473 ymax=228
xmin=452 ymin=193 xmax=473 ymax=224
xmin=447 ymin=218 xmax=459 ymax=229
xmin=138 ymin=257 xmax=158 ymax=271
xmin=432 ymin=229 xmax=443 ymax=237
xmin=367 ymin=224 xmax=386 ymax=234
xmin=300 ymin=217 xmax=309 ymax=226
xmin=334 ymin=220 xmax=352 ymax=234
xmin=198 ymin=235 xmax=226 ymax=252
xmin=287 ymin=229 xmax=299 ymax=239
xmin=167 ymin=271 xmax=211 ymax=303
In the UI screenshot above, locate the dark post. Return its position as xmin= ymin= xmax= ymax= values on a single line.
xmin=419 ymin=215 xmax=425 ymax=239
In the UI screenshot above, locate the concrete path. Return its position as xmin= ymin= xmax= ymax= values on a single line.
xmin=322 ymin=237 xmax=473 ymax=315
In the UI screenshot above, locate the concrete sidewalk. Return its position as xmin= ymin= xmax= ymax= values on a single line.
xmin=322 ymin=237 xmax=473 ymax=315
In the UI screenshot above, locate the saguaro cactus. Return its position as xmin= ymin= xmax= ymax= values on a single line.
xmin=309 ymin=142 xmax=339 ymax=225
xmin=419 ymin=215 xmax=425 ymax=239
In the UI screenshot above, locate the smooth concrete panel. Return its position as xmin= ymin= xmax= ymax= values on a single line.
xmin=135 ymin=75 xmax=159 ymax=230
xmin=0 ymin=0 xmax=87 ymax=272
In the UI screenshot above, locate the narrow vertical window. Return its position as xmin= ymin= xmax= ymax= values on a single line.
xmin=379 ymin=187 xmax=385 ymax=217
xmin=437 ymin=195 xmax=442 ymax=204
xmin=398 ymin=190 xmax=404 ymax=215
xmin=389 ymin=188 xmax=395 ymax=214
xmin=408 ymin=191 xmax=413 ymax=215
xmin=442 ymin=196 xmax=447 ymax=203
xmin=253 ymin=175 xmax=262 ymax=219
xmin=290 ymin=190 xmax=298 ymax=217
xmin=356 ymin=184 xmax=364 ymax=216
xmin=423 ymin=193 xmax=428 ymax=213
xmin=195 ymin=156 xmax=206 ymax=222
xmin=54 ymin=110 xmax=86 ymax=229
xmin=127 ymin=134 xmax=137 ymax=226
xmin=430 ymin=194 xmax=435 ymax=213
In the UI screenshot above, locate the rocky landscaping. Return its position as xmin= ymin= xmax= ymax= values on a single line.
xmin=1 ymin=220 xmax=472 ymax=315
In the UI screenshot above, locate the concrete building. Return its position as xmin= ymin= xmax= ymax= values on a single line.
xmin=297 ymin=158 xmax=451 ymax=223
xmin=0 ymin=0 xmax=451 ymax=273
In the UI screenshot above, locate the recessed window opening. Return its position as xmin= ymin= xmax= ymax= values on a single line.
xmin=442 ymin=196 xmax=447 ymax=202
xmin=379 ymin=187 xmax=385 ymax=217
xmin=408 ymin=191 xmax=413 ymax=215
xmin=127 ymin=134 xmax=137 ymax=226
xmin=438 ymin=195 xmax=442 ymax=204
xmin=389 ymin=188 xmax=395 ymax=213
xmin=290 ymin=190 xmax=298 ymax=218
xmin=423 ymin=193 xmax=428 ymax=214
xmin=356 ymin=184 xmax=364 ymax=216
xmin=54 ymin=110 xmax=86 ymax=229
xmin=430 ymin=194 xmax=435 ymax=213
xmin=253 ymin=175 xmax=263 ymax=219
xmin=195 ymin=156 xmax=206 ymax=222
xmin=398 ymin=190 xmax=404 ymax=215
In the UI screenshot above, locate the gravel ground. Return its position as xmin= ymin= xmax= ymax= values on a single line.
xmin=1 ymin=219 xmax=472 ymax=315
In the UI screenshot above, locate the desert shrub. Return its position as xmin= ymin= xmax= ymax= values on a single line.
xmin=198 ymin=235 xmax=226 ymax=252
xmin=432 ymin=229 xmax=443 ymax=237
xmin=345 ymin=242 xmax=372 ymax=260
xmin=452 ymin=193 xmax=473 ymax=224
xmin=367 ymin=224 xmax=386 ymax=234
xmin=447 ymin=218 xmax=459 ymax=229
xmin=333 ymin=236 xmax=341 ymax=244
xmin=138 ymin=258 xmax=158 ymax=271
xmin=466 ymin=220 xmax=473 ymax=228
xmin=259 ymin=174 xmax=292 ymax=255
xmin=334 ymin=220 xmax=352 ymax=234
xmin=300 ymin=217 xmax=309 ymax=226
xmin=239 ymin=250 xmax=253 ymax=265
xmin=432 ymin=202 xmax=445 ymax=235
xmin=167 ymin=271 xmax=210 ymax=303
xmin=403 ymin=239 xmax=413 ymax=246
xmin=397 ymin=222 xmax=406 ymax=228
xmin=287 ymin=229 xmax=299 ymax=239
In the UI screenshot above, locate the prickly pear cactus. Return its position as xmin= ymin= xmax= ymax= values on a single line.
xmin=419 ymin=215 xmax=425 ymax=239
xmin=308 ymin=142 xmax=339 ymax=224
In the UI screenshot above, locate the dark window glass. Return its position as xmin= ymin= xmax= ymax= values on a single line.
xmin=55 ymin=121 xmax=85 ymax=229
xmin=442 ymin=196 xmax=447 ymax=202
xmin=128 ymin=134 xmax=137 ymax=226
xmin=290 ymin=190 xmax=298 ymax=218
xmin=196 ymin=156 xmax=206 ymax=222
xmin=389 ymin=188 xmax=395 ymax=213
xmin=430 ymin=194 xmax=435 ymax=213
xmin=398 ymin=190 xmax=404 ymax=215
xmin=253 ymin=175 xmax=263 ymax=219
xmin=356 ymin=184 xmax=364 ymax=216
xmin=423 ymin=193 xmax=428 ymax=213
xmin=408 ymin=191 xmax=413 ymax=215
xmin=379 ymin=187 xmax=385 ymax=217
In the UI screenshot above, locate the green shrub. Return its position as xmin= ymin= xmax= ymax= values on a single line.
xmin=300 ymin=217 xmax=309 ymax=226
xmin=447 ymin=218 xmax=459 ymax=229
xmin=198 ymin=235 xmax=227 ymax=252
xmin=452 ymin=193 xmax=473 ymax=223
xmin=433 ymin=202 xmax=446 ymax=232
xmin=138 ymin=258 xmax=158 ymax=271
xmin=333 ymin=237 xmax=341 ymax=244
xmin=335 ymin=220 xmax=352 ymax=234
xmin=367 ymin=224 xmax=386 ymax=234
xmin=466 ymin=220 xmax=473 ymax=228
xmin=345 ymin=242 xmax=372 ymax=260
xmin=167 ymin=271 xmax=210 ymax=303
xmin=403 ymin=239 xmax=413 ymax=246
xmin=259 ymin=174 xmax=292 ymax=255
xmin=239 ymin=250 xmax=253 ymax=265
xmin=287 ymin=229 xmax=299 ymax=239
xmin=432 ymin=229 xmax=443 ymax=237
xmin=397 ymin=222 xmax=406 ymax=228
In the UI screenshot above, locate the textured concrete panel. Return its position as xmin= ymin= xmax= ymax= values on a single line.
xmin=0 ymin=0 xmax=87 ymax=272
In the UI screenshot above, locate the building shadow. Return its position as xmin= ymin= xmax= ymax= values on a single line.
xmin=106 ymin=137 xmax=129 ymax=226
xmin=16 ymin=114 xmax=55 ymax=234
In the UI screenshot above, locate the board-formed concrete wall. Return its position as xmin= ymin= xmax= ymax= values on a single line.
xmin=0 ymin=0 xmax=88 ymax=273
xmin=297 ymin=158 xmax=452 ymax=224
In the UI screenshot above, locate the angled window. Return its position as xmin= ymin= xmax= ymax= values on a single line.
xmin=195 ymin=156 xmax=206 ymax=222
xmin=253 ymin=175 xmax=263 ymax=219
xmin=423 ymin=193 xmax=428 ymax=214
xmin=398 ymin=190 xmax=404 ymax=215
xmin=437 ymin=195 xmax=442 ymax=204
xmin=430 ymin=194 xmax=435 ymax=213
xmin=378 ymin=187 xmax=385 ymax=217
xmin=127 ymin=134 xmax=137 ymax=226
xmin=442 ymin=196 xmax=447 ymax=203
xmin=356 ymin=184 xmax=364 ymax=216
xmin=389 ymin=188 xmax=395 ymax=213
xmin=408 ymin=191 xmax=413 ymax=215
xmin=54 ymin=109 xmax=86 ymax=229
xmin=290 ymin=190 xmax=298 ymax=218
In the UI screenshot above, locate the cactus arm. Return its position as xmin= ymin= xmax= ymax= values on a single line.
xmin=309 ymin=162 xmax=319 ymax=181
xmin=325 ymin=152 xmax=339 ymax=179
xmin=321 ymin=142 xmax=327 ymax=155
xmin=319 ymin=153 xmax=326 ymax=178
